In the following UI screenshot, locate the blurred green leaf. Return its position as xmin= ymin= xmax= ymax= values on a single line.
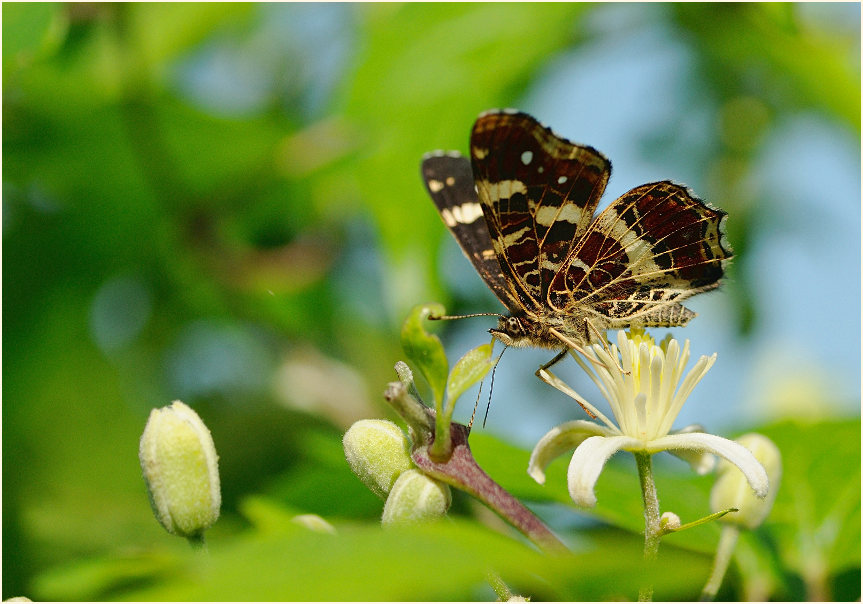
xmin=445 ymin=341 xmax=494 ymax=414
xmin=32 ymin=548 xmax=186 ymax=602
xmin=2 ymin=3 xmax=65 ymax=61
xmin=755 ymin=418 xmax=861 ymax=599
xmin=400 ymin=303 xmax=448 ymax=406
xmin=126 ymin=3 xmax=255 ymax=68
xmin=674 ymin=3 xmax=860 ymax=131
xmin=35 ymin=515 xmax=711 ymax=601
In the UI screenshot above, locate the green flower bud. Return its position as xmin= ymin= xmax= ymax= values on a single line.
xmin=139 ymin=401 xmax=221 ymax=540
xmin=710 ymin=433 xmax=781 ymax=530
xmin=381 ymin=469 xmax=451 ymax=526
xmin=343 ymin=419 xmax=413 ymax=499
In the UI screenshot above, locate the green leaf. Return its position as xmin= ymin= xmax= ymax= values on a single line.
xmin=399 ymin=303 xmax=448 ymax=406
xmin=755 ymin=418 xmax=861 ymax=597
xmin=444 ymin=342 xmax=494 ymax=416
xmin=36 ymin=516 xmax=711 ymax=601
xmin=674 ymin=4 xmax=860 ymax=131
xmin=2 ymin=3 xmax=65 ymax=61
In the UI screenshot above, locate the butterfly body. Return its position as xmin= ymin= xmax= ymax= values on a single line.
xmin=422 ymin=110 xmax=731 ymax=351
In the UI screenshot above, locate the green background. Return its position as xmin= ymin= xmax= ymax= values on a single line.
xmin=3 ymin=3 xmax=859 ymax=600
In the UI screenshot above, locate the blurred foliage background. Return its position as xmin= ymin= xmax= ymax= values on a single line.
xmin=3 ymin=2 xmax=860 ymax=601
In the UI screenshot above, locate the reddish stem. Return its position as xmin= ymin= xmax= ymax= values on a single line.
xmin=412 ymin=422 xmax=569 ymax=556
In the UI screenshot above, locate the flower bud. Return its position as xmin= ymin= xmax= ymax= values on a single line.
xmin=343 ymin=419 xmax=413 ymax=499
xmin=381 ymin=469 xmax=451 ymax=526
xmin=710 ymin=433 xmax=781 ymax=529
xmin=139 ymin=401 xmax=221 ymax=539
xmin=660 ymin=511 xmax=681 ymax=532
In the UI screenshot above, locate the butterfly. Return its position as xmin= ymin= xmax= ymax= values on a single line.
xmin=421 ymin=110 xmax=732 ymax=361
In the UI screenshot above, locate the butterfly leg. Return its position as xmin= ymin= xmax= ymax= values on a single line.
xmin=538 ymin=348 xmax=569 ymax=372
xmin=535 ymin=360 xmax=598 ymax=419
xmin=547 ymin=326 xmax=627 ymax=375
xmin=584 ymin=320 xmax=628 ymax=375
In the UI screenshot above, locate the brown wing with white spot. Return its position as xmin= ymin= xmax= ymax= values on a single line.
xmin=469 ymin=110 xmax=611 ymax=312
xmin=421 ymin=152 xmax=520 ymax=312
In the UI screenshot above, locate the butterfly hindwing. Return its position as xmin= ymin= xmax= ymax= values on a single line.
xmin=549 ymin=181 xmax=730 ymax=321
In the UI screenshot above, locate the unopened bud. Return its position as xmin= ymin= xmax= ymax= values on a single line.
xmin=711 ymin=433 xmax=781 ymax=529
xmin=661 ymin=511 xmax=681 ymax=531
xmin=381 ymin=469 xmax=451 ymax=526
xmin=343 ymin=419 xmax=413 ymax=499
xmin=139 ymin=401 xmax=221 ymax=540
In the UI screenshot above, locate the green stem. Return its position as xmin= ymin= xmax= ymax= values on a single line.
xmin=699 ymin=524 xmax=739 ymax=601
xmin=430 ymin=408 xmax=453 ymax=461
xmin=384 ymin=381 xmax=435 ymax=438
xmin=668 ymin=508 xmax=737 ymax=535
xmin=187 ymin=532 xmax=208 ymax=552
xmin=486 ymin=571 xmax=517 ymax=601
xmin=635 ymin=452 xmax=661 ymax=601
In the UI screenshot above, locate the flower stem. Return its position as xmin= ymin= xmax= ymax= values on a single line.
xmin=635 ymin=452 xmax=661 ymax=601
xmin=487 ymin=571 xmax=518 ymax=601
xmin=187 ymin=533 xmax=207 ymax=552
xmin=699 ymin=524 xmax=739 ymax=601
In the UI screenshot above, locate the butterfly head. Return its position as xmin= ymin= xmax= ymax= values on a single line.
xmin=490 ymin=315 xmax=548 ymax=349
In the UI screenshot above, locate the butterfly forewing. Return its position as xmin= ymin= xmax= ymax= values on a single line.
xmin=421 ymin=152 xmax=520 ymax=311
xmin=469 ymin=111 xmax=611 ymax=310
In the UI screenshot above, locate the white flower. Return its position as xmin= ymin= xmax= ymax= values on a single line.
xmin=529 ymin=330 xmax=769 ymax=507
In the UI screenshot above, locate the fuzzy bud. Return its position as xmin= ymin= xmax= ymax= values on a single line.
xmin=381 ymin=469 xmax=451 ymax=526
xmin=711 ymin=433 xmax=781 ymax=529
xmin=660 ymin=511 xmax=681 ymax=531
xmin=139 ymin=401 xmax=221 ymax=540
xmin=343 ymin=419 xmax=413 ymax=499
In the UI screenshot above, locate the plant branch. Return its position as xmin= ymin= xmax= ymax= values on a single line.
xmin=412 ymin=421 xmax=569 ymax=556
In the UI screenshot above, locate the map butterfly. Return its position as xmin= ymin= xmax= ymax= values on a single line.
xmin=421 ymin=110 xmax=732 ymax=358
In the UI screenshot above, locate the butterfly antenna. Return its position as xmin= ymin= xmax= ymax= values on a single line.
xmin=429 ymin=312 xmax=504 ymax=321
xmin=467 ymin=381 xmax=482 ymax=430
xmin=482 ymin=345 xmax=508 ymax=428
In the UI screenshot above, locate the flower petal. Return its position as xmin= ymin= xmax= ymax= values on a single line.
xmin=568 ymin=435 xmax=641 ymax=507
xmin=666 ymin=425 xmax=716 ymax=474
xmin=649 ymin=432 xmax=769 ymax=498
xmin=528 ymin=420 xmax=613 ymax=484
